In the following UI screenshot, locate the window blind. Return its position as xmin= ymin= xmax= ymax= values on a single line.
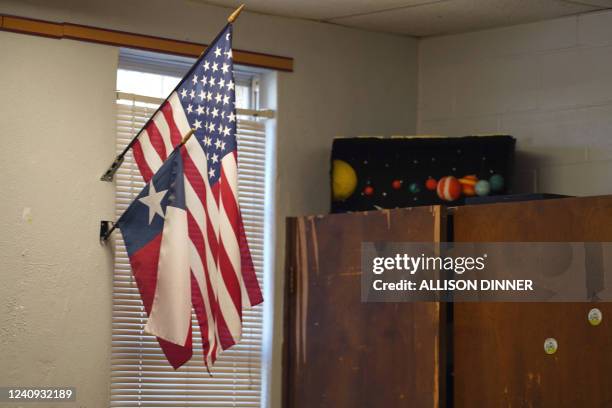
xmin=119 ymin=48 xmax=261 ymax=87
xmin=111 ymin=93 xmax=267 ymax=407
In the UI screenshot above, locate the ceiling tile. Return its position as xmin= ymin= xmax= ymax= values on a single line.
xmin=327 ymin=0 xmax=600 ymax=36
xmin=564 ymin=0 xmax=612 ymax=6
xmin=198 ymin=0 xmax=441 ymax=21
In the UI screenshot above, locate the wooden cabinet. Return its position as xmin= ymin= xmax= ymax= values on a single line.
xmin=284 ymin=207 xmax=446 ymax=408
xmin=283 ymin=196 xmax=612 ymax=407
xmin=453 ymin=196 xmax=612 ymax=408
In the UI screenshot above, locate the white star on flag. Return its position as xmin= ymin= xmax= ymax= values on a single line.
xmin=138 ymin=182 xmax=167 ymax=224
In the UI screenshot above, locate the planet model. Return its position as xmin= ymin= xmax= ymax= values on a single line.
xmin=436 ymin=176 xmax=462 ymax=202
xmin=363 ymin=185 xmax=374 ymax=196
xmin=475 ymin=180 xmax=491 ymax=196
xmin=332 ymin=160 xmax=357 ymax=201
xmin=489 ymin=174 xmax=505 ymax=192
xmin=391 ymin=179 xmax=402 ymax=190
xmin=408 ymin=182 xmax=420 ymax=193
xmin=458 ymin=175 xmax=478 ymax=197
xmin=425 ymin=178 xmax=437 ymax=191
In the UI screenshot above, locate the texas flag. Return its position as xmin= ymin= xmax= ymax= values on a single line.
xmin=116 ymin=146 xmax=193 ymax=367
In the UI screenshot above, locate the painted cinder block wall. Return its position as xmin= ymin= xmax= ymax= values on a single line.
xmin=418 ymin=9 xmax=612 ymax=196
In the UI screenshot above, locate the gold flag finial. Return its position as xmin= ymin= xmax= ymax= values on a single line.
xmin=228 ymin=4 xmax=246 ymax=23
xmin=179 ymin=129 xmax=196 ymax=147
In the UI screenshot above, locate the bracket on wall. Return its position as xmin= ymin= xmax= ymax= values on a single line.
xmin=100 ymin=220 xmax=115 ymax=244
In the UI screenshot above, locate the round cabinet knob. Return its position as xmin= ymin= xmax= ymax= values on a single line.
xmin=544 ymin=338 xmax=558 ymax=355
xmin=588 ymin=308 xmax=603 ymax=326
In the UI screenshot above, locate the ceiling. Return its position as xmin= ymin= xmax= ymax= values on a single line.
xmin=199 ymin=0 xmax=612 ymax=37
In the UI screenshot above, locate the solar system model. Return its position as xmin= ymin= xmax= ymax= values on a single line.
xmin=330 ymin=135 xmax=515 ymax=213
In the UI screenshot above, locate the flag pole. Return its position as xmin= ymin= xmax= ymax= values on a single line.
xmin=99 ymin=4 xmax=247 ymax=182
xmin=100 ymin=127 xmax=196 ymax=243
xmin=179 ymin=128 xmax=195 ymax=147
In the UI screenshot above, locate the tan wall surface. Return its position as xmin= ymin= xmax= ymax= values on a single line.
xmin=0 ymin=32 xmax=118 ymax=407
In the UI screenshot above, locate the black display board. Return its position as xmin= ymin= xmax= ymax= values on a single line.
xmin=330 ymin=135 xmax=515 ymax=213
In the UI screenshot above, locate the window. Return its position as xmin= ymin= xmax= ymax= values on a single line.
xmin=116 ymin=70 xmax=253 ymax=110
xmin=111 ymin=49 xmax=272 ymax=407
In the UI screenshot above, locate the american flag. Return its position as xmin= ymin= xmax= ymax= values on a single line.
xmin=127 ymin=24 xmax=263 ymax=369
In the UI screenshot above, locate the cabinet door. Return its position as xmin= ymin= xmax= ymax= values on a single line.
xmin=284 ymin=207 xmax=446 ymax=408
xmin=453 ymin=196 xmax=612 ymax=407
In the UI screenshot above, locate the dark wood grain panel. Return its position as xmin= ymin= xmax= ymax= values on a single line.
xmin=284 ymin=207 xmax=446 ymax=408
xmin=453 ymin=195 xmax=612 ymax=408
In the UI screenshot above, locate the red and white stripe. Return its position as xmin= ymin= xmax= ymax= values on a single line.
xmin=132 ymin=91 xmax=261 ymax=368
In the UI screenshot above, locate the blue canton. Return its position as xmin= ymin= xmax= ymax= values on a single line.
xmin=117 ymin=149 xmax=186 ymax=257
xmin=177 ymin=25 xmax=237 ymax=186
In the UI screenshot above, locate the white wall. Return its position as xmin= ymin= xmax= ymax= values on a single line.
xmin=418 ymin=10 xmax=612 ymax=196
xmin=0 ymin=32 xmax=117 ymax=406
xmin=0 ymin=1 xmax=418 ymax=406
